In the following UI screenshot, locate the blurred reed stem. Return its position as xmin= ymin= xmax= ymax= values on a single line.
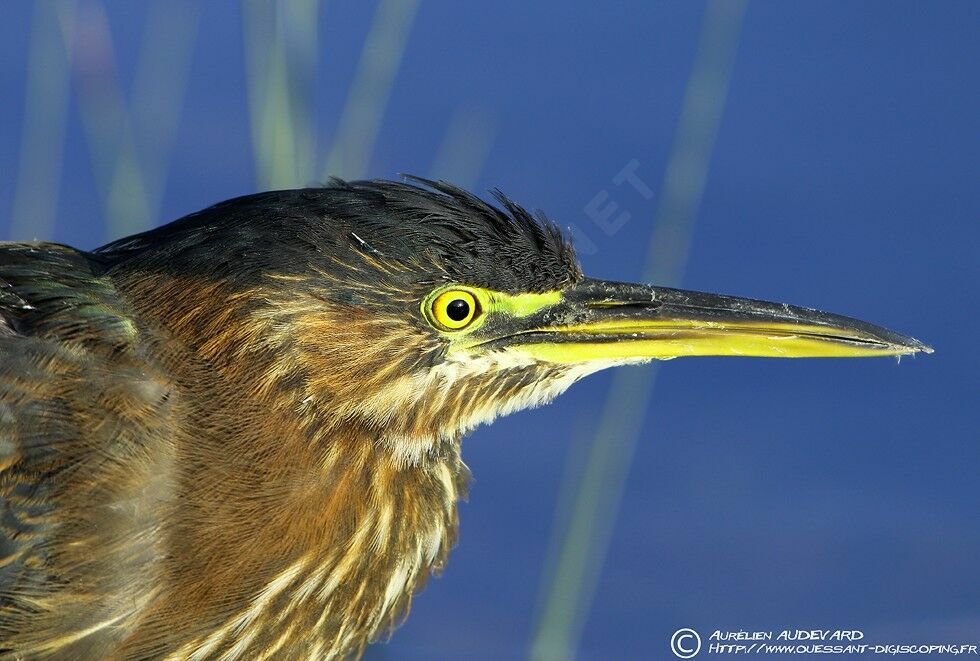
xmin=121 ymin=1 xmax=198 ymax=232
xmin=530 ymin=2 xmax=748 ymax=659
xmin=321 ymin=0 xmax=420 ymax=180
xmin=68 ymin=0 xmax=197 ymax=242
xmin=243 ymin=0 xmax=320 ymax=190
xmin=428 ymin=106 xmax=496 ymax=190
xmin=9 ymin=0 xmax=76 ymax=242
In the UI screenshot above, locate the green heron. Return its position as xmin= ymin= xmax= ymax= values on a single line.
xmin=0 ymin=178 xmax=929 ymax=658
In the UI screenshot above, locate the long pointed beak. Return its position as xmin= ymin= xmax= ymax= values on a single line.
xmin=489 ymin=278 xmax=932 ymax=364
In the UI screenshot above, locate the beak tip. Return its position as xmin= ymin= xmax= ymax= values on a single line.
xmin=900 ymin=337 xmax=933 ymax=355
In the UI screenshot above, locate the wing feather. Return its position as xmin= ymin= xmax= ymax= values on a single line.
xmin=0 ymin=243 xmax=177 ymax=656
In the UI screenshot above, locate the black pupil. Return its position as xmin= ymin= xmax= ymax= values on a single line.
xmin=446 ymin=299 xmax=471 ymax=322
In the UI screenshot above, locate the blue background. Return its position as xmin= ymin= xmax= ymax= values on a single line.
xmin=1 ymin=2 xmax=977 ymax=658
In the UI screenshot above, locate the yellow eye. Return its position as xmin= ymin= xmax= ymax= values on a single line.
xmin=431 ymin=289 xmax=479 ymax=330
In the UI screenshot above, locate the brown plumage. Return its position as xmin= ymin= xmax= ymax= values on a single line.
xmin=0 ymin=179 xmax=930 ymax=659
